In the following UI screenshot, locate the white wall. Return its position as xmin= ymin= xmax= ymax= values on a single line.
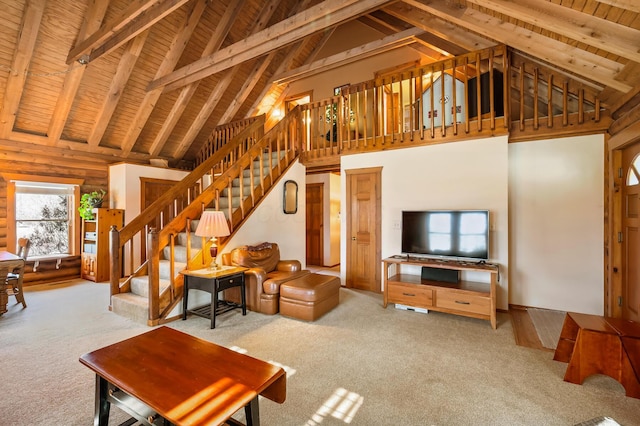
xmin=109 ymin=163 xmax=190 ymax=219
xmin=109 ymin=163 xmax=191 ymax=273
xmin=509 ymin=135 xmax=604 ymax=315
xmin=220 ymin=161 xmax=307 ymax=265
xmin=341 ymin=137 xmax=510 ymax=309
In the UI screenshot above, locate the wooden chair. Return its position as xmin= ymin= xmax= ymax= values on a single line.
xmin=6 ymin=238 xmax=30 ymax=308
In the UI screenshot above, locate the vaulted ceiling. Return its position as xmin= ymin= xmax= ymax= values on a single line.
xmin=1 ymin=0 xmax=639 ymax=168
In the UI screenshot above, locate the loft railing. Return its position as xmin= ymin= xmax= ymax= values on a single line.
xmin=295 ymin=45 xmax=607 ymax=166
xmin=298 ymin=45 xmax=510 ymax=165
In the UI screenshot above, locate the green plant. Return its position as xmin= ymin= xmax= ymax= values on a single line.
xmin=78 ymin=190 xmax=106 ymax=220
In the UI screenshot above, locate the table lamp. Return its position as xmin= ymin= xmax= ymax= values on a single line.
xmin=194 ymin=210 xmax=230 ymax=270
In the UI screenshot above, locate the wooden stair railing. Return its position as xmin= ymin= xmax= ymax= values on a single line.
xmin=109 ymin=110 xmax=302 ymax=324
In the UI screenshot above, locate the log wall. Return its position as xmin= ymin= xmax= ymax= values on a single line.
xmin=0 ymin=141 xmax=111 ymax=284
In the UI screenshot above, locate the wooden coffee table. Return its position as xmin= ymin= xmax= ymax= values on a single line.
xmin=79 ymin=326 xmax=286 ymax=425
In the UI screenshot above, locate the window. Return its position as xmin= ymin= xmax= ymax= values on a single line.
xmin=2 ymin=173 xmax=82 ymax=258
xmin=627 ymin=154 xmax=640 ymax=186
xmin=15 ymin=183 xmax=74 ymax=256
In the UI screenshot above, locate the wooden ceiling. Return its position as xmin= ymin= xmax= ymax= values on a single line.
xmin=1 ymin=0 xmax=639 ymax=167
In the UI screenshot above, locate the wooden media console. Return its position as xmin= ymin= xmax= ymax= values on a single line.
xmin=382 ymin=256 xmax=499 ymax=329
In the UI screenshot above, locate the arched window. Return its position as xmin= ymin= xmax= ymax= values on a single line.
xmin=627 ymin=154 xmax=640 ymax=186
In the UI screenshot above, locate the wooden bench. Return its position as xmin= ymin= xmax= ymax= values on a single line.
xmin=553 ymin=312 xmax=640 ymax=399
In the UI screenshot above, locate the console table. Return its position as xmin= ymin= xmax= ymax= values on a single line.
xmin=383 ymin=257 xmax=499 ymax=329
xmin=553 ymin=312 xmax=640 ymax=399
xmin=79 ymin=326 xmax=286 ymax=425
xmin=181 ymin=266 xmax=247 ymax=329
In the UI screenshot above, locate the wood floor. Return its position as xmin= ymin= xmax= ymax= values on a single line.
xmin=509 ymin=306 xmax=555 ymax=352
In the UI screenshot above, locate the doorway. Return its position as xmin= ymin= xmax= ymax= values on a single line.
xmin=345 ymin=167 xmax=381 ymax=292
xmin=621 ymin=144 xmax=640 ymax=322
xmin=306 ymin=183 xmax=324 ymax=266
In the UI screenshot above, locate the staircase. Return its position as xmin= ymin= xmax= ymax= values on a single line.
xmin=109 ymin=112 xmax=300 ymax=325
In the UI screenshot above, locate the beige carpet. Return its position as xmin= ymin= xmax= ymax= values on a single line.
xmin=528 ymin=307 xmax=567 ymax=350
xmin=1 ymin=280 xmax=638 ymax=425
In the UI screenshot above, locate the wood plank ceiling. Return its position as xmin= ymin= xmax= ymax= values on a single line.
xmin=1 ymin=0 xmax=639 ymax=168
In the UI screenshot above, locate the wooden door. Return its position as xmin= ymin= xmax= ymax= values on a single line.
xmin=622 ymin=144 xmax=640 ymax=322
xmin=306 ymin=183 xmax=323 ymax=266
xmin=345 ymin=167 xmax=381 ymax=292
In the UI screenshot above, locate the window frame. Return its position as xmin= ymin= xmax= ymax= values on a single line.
xmin=2 ymin=173 xmax=83 ymax=258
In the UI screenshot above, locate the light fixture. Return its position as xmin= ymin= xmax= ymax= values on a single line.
xmin=194 ymin=210 xmax=230 ymax=270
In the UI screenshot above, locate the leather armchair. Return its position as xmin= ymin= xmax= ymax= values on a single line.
xmin=221 ymin=243 xmax=310 ymax=314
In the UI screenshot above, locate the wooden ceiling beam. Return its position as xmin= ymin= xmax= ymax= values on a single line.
xmin=7 ymin=132 xmax=150 ymax=163
xmin=595 ymin=0 xmax=640 ymax=14
xmin=47 ymin=1 xmax=109 ymax=146
xmin=147 ymin=0 xmax=396 ymax=92
xmin=66 ymin=0 xmax=190 ymax=65
xmin=121 ymin=0 xmax=207 ymax=155
xmin=383 ymin=3 xmax=492 ymax=52
xmin=0 ymin=0 xmax=45 ymax=139
xmin=247 ymin=36 xmax=318 ymax=118
xmin=145 ymin=0 xmax=249 ymax=157
xmin=464 ymin=0 xmax=640 ymax=63
xmin=273 ymin=27 xmax=424 ymax=84
xmin=359 ymin=15 xmax=448 ymax=61
xmin=87 ymin=32 xmax=149 ymax=147
xmin=217 ymin=53 xmax=276 ymax=125
xmin=165 ymin=0 xmax=289 ymax=159
xmin=402 ymin=0 xmax=632 ymax=93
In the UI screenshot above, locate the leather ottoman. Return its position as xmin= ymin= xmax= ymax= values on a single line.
xmin=279 ymin=274 xmax=341 ymax=321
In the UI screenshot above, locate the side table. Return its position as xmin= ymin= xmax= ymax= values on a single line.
xmin=553 ymin=312 xmax=640 ymax=399
xmin=181 ymin=266 xmax=248 ymax=329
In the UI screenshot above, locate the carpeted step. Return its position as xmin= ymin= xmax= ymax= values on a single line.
xmin=110 ymin=292 xmax=153 ymax=325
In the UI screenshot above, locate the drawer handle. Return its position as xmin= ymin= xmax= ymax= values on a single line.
xmin=455 ymin=300 xmax=470 ymax=305
xmin=402 ymin=292 xmax=416 ymax=297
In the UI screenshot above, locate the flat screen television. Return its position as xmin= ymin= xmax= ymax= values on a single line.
xmin=401 ymin=210 xmax=490 ymax=261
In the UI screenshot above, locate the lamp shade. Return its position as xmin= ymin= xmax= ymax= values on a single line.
xmin=194 ymin=210 xmax=230 ymax=238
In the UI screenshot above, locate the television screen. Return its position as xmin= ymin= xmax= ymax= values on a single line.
xmin=401 ymin=210 xmax=489 ymax=260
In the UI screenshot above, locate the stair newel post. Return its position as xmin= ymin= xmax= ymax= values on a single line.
xmin=109 ymin=225 xmax=121 ymax=298
xmin=147 ymin=227 xmax=161 ymax=323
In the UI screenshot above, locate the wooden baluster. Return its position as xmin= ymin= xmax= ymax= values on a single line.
xmin=578 ymin=89 xmax=584 ymax=124
xmin=440 ymin=62 xmax=446 ymax=136
xmin=451 ymin=62 xmax=457 ymax=136
xmin=533 ymin=68 xmax=539 ymax=130
xmin=563 ymin=81 xmax=569 ymax=126
xmin=547 ymin=74 xmax=553 ymax=128
xmin=502 ymin=50 xmax=509 ymax=129
xmin=489 ymin=50 xmax=495 ymax=130
xmin=475 ymin=53 xmax=482 ymax=132
xmin=429 ymin=70 xmax=435 ymax=139
xmin=519 ymin=64 xmax=525 ymax=131
xmin=463 ymin=57 xmax=470 ymax=134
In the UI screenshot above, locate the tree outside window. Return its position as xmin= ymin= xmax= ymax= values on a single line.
xmin=15 ymin=193 xmax=71 ymax=256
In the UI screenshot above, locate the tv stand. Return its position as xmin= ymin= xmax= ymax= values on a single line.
xmin=383 ymin=257 xmax=499 ymax=329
